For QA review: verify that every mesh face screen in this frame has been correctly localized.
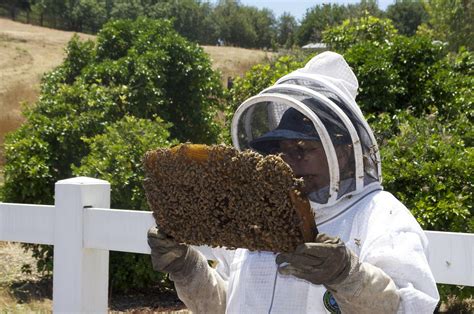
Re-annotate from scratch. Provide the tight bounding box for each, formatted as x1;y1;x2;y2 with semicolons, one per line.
236;101;292;151
279;78;379;185
261;88;356;200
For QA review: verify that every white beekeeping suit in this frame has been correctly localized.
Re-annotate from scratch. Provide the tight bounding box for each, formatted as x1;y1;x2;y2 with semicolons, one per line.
149;51;440;313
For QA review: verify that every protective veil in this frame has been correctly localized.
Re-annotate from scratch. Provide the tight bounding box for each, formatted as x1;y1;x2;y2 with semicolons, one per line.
168;52;440;313
231;51;380;207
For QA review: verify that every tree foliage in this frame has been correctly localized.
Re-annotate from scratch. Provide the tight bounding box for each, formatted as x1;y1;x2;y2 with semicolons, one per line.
2;18;223;291
69;0;107;32
276;12;298;49
72;116;177;291
212;0;276;48
422;0;474;52
386;0;428;36
296;3;347;46
0;0;30;19
295;0;384;46
323;14;398;51
346;0;384;18
147;0;218;45
370;111;473;233
109;0;144;20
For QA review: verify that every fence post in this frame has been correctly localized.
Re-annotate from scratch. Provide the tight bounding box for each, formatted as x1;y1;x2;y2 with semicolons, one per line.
53;177;110;313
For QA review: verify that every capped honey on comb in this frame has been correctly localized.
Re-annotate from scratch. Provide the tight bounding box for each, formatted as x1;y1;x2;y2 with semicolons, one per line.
143;144;318;252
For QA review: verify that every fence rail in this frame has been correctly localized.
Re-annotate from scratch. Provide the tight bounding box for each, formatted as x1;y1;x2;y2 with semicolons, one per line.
1;177;473;312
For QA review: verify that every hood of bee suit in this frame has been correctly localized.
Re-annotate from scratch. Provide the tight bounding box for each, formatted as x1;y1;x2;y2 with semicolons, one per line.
231;51;382;223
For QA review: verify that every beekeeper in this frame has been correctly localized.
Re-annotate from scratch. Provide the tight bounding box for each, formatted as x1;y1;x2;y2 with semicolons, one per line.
148;51;440;313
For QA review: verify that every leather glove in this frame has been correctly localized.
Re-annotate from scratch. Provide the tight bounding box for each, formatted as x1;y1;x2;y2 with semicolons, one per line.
276;233;400;313
275;233;352;285
148;226;227;313
147;226;190;275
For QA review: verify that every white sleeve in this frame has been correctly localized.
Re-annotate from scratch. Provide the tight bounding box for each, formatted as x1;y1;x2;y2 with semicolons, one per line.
356;193;439;313
170;247;233;314
211;247;236;283
360;231;439;313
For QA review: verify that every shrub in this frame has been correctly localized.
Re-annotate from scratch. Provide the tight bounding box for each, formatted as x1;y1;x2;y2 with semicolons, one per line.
370;111;473;233
73;115;176;211
345;36;448;115
2;18;224;291
323;15;452;116
322;14;398;52
73;116;177;290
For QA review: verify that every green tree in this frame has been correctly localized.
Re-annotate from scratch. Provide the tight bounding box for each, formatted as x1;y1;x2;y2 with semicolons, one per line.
109;0;144;20
148;0;218;44
323;15;455;115
323;14;398;52
91;19;223;142
370;110;473;234
386;0;429;36
69;0;107;32
276;12;298;48
212;0;256;47
0;0;31;20
30;0;47;26
212;0;277;48
342;35;448;115
28;0;107;32
296;3;348;46
248;7;276;49
422;0;474;51
2;18;224;291
345;0;384;19
30;0;64;26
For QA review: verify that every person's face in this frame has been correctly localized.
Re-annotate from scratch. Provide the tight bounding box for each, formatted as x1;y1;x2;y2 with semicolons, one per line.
278;140;330;194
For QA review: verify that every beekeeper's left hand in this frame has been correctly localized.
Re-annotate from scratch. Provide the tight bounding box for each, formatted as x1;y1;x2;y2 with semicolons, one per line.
276;233;400;313
276;233;352;285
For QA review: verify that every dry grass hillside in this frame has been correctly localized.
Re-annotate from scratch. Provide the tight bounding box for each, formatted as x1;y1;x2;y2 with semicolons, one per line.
203;45;273;84
0;18;94;169
0;18;274;169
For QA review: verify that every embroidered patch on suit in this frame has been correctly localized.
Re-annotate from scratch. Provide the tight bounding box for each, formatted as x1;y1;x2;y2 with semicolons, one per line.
323;290;340;314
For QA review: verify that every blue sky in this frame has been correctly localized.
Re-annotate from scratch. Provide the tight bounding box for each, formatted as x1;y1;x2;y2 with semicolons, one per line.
208;1;395;21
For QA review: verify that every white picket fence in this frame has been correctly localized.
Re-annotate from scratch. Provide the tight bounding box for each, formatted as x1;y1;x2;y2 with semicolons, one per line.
0;177;473;313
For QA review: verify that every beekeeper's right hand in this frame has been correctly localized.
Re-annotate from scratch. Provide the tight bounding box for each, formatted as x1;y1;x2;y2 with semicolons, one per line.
147;226;194;276
147;226;227;313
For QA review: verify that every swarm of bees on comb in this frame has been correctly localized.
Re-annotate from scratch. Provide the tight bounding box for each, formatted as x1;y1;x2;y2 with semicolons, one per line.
143;144;317;253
